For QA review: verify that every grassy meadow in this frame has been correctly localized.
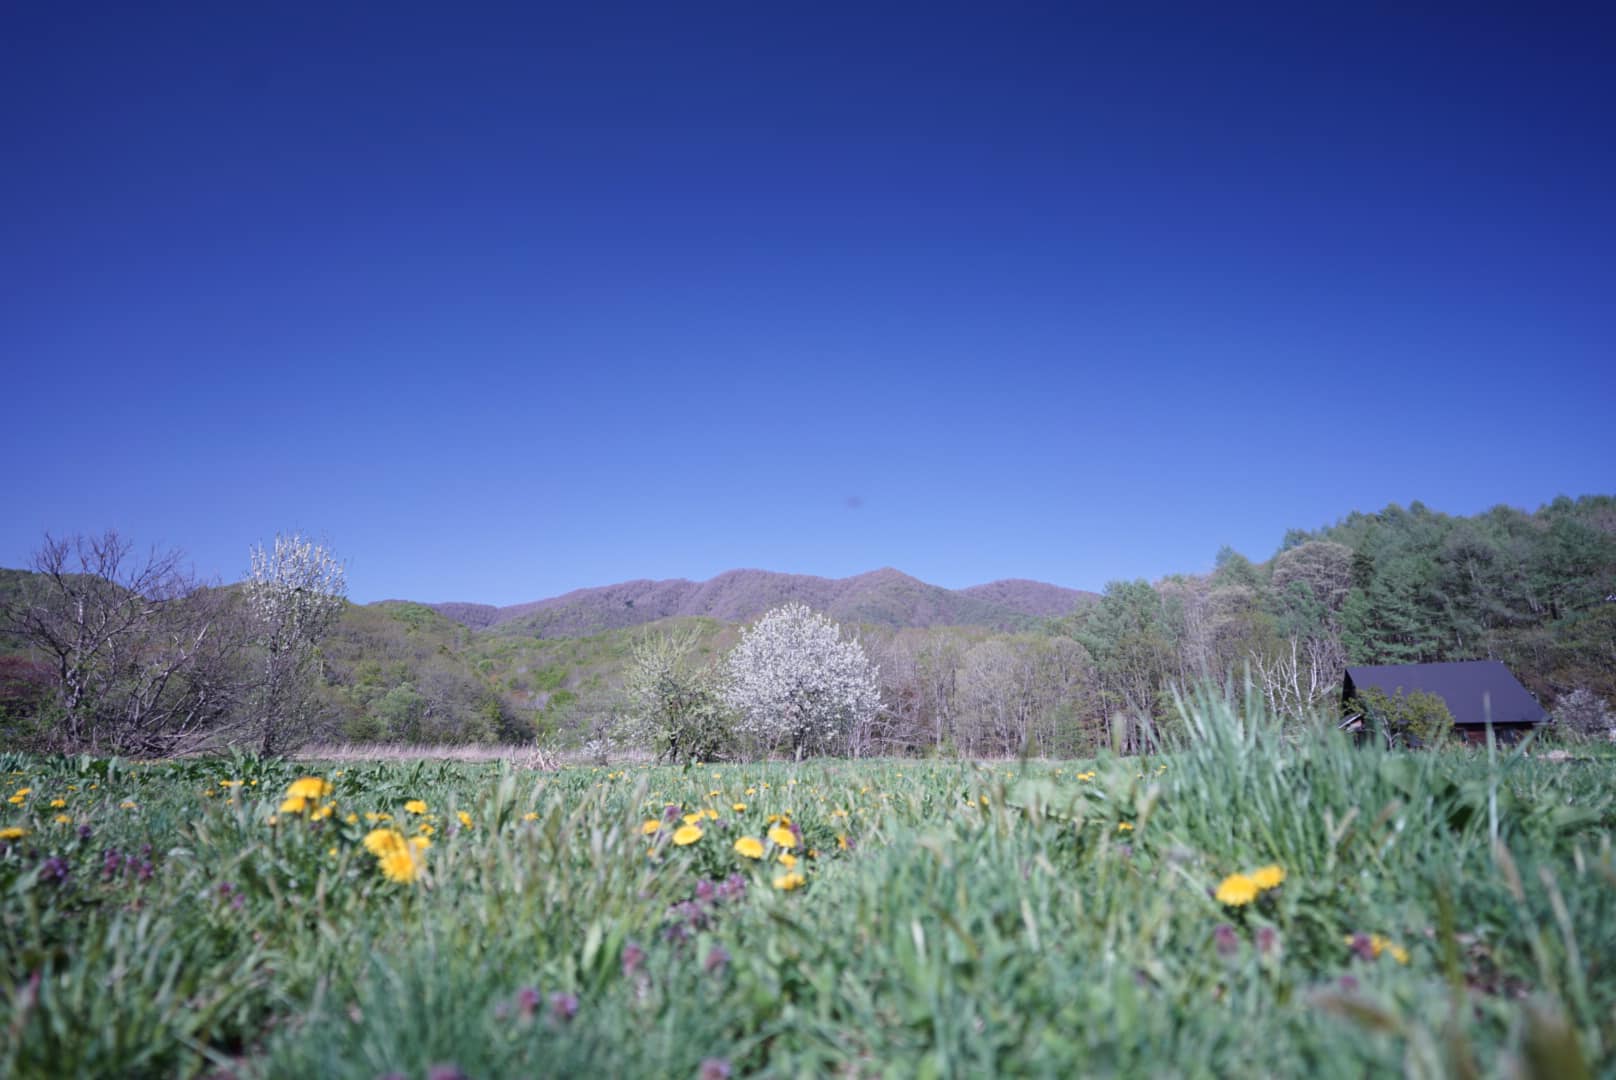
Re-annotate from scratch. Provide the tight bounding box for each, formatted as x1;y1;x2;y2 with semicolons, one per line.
2;698;1613;1078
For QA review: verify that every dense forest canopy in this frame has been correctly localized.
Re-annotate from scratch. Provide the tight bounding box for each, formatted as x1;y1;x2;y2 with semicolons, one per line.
2;496;1612;756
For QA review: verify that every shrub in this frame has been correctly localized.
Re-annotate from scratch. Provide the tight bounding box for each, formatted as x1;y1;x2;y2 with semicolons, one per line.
1349;686;1455;748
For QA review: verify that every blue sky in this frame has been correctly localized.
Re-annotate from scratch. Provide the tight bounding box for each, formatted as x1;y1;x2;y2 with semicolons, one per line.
3;5;1612;605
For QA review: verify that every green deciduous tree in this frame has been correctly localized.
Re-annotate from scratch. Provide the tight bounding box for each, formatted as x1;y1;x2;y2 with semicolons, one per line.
619;628;733;763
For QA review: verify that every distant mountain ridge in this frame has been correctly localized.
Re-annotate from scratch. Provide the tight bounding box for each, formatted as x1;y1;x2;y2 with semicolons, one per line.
399;568;1098;638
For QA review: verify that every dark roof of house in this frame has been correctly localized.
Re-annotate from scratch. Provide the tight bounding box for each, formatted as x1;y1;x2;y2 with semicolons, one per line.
1343;661;1548;727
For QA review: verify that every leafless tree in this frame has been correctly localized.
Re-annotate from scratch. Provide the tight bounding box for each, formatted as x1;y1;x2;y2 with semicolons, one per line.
958;639;1025;756
1250;634;1344;725
2;532;245;755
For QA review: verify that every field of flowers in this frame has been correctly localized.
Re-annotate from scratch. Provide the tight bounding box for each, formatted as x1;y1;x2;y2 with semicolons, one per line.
2;696;1613;1078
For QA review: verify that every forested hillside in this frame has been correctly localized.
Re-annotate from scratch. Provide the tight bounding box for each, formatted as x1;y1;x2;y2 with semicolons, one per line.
3;497;1612;755
419;567;1095;637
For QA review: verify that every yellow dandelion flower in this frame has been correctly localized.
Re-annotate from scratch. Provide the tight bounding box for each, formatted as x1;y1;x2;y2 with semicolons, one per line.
456;811;473;829
642;819;662;835
327;847;338;858
410;835;431;852
1117;821;1134;832
286;777;332;800
379;848;424;883
682;811;704;826
1250;865;1286;891
767;825;797;849
772;871;806;891
279;795;310;815
837;834;849;850
734;836;764;859
708;790;721;798
732;802;747;813
7;795;24;805
523;811;539;821
1215;873;1259;906
672;824;703;846
416;823;434;837
364;828;408;857
119;800;137;810
703;808;719;820
404;800;428;815
54;814;72;824
310;803;334;821
0;826;28;840
12;787;30;797
777;852;798;868
345;812;360;825
49;798;66;809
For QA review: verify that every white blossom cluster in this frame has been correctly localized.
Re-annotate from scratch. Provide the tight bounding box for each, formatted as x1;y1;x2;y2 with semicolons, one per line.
722;602;881;756
245;533;346;649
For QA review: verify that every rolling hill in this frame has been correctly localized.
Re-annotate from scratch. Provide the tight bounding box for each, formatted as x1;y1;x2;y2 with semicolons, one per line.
410;568;1098;638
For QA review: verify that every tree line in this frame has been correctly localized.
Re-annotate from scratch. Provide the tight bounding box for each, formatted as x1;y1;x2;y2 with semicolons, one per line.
3;496;1612;757
0;532;345;755
599;496;1616;760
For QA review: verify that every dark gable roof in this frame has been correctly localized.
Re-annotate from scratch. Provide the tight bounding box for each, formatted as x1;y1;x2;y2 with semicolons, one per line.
1344;661;1548;727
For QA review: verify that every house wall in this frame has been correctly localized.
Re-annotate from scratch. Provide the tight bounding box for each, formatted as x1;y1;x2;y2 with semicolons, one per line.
1457;725;1534;746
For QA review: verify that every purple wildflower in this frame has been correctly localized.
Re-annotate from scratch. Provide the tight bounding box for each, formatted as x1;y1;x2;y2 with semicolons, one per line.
621;940;646;978
699;1058;732;1080
549;991;579;1023
719;873;747;901
1213;923;1239;958
705;944;730;975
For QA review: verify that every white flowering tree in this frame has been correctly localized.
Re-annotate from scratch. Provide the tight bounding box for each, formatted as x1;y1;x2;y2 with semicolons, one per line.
723;603;881;758
245;533;346;754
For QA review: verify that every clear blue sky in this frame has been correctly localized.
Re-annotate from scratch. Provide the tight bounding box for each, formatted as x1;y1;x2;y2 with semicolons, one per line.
3;6;1612;605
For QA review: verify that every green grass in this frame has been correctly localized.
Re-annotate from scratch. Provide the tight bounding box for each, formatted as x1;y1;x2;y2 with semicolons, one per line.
1;698;1613;1078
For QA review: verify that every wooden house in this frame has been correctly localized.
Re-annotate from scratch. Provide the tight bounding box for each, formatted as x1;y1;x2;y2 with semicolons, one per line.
1341;660;1548;745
